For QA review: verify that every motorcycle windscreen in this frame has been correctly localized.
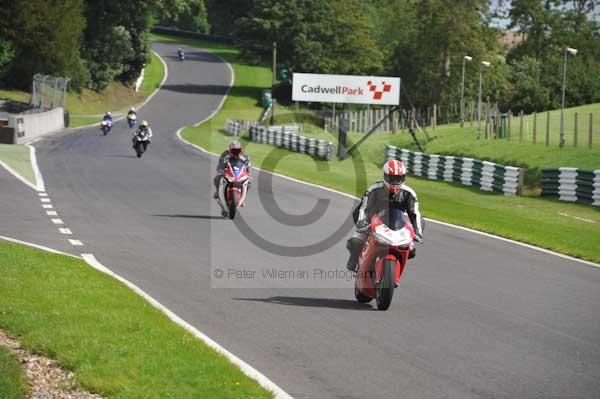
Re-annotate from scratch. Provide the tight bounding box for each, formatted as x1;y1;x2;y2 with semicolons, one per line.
379;207;406;231
229;158;246;178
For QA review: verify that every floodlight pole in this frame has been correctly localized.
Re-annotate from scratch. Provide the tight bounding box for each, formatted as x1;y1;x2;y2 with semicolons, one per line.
560;47;577;148
477;61;490;140
460;55;472;127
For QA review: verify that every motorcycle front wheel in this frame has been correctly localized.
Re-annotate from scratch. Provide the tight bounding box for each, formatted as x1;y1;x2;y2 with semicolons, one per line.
135;142;144;158
376;259;396;310
228;190;238;220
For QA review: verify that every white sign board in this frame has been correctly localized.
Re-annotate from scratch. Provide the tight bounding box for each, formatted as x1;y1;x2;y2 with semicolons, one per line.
292;73;400;105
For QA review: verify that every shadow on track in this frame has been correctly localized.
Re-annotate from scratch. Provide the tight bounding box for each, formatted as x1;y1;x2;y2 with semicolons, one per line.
234;296;373;310
106;154;138;158
153;214;226;220
161;84;230;95
163;53;224;63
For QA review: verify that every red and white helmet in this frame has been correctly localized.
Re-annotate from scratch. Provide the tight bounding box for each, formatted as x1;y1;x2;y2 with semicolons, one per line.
382;159;407;193
229;140;243;156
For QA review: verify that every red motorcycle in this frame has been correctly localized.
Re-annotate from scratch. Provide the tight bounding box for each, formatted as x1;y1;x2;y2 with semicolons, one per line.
354;209;415;310
217;158;250;220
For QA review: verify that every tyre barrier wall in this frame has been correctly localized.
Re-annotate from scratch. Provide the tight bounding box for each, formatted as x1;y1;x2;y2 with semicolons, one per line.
386;145;525;196
541;168;600;206
225;119;257;136
249;125;335;160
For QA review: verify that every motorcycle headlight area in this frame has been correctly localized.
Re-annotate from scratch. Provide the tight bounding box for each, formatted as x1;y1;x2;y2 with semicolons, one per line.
374;225;412;247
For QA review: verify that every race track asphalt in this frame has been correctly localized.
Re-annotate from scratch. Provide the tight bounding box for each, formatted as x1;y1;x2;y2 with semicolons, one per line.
2;40;599;399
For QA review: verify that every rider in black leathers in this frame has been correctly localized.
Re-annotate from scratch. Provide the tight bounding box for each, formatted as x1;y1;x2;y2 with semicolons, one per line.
213;140;252;201
346;159;423;272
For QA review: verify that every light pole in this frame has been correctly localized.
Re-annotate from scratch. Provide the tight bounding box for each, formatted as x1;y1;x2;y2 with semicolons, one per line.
559;47;577;147
477;61;491;140
460;55;473;127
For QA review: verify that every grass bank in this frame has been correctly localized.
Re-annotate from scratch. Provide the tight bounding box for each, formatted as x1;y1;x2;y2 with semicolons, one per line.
274;110;600;187
0;144;35;187
0;240;272;398
0;51;165;128
0;346;27;399
165;33;600;263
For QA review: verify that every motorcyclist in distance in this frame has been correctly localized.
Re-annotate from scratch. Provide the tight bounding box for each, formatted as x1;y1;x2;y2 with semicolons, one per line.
346;159;423;272
213;140;252;205
102;111;113;123
127;107;136;118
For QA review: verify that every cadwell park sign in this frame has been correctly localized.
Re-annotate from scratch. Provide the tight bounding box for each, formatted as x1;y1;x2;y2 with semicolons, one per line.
292;73;401;106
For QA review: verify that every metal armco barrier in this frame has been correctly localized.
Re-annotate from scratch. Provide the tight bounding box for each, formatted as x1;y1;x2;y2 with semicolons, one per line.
386;145;524;195
541;168;600;206
249;125;335;160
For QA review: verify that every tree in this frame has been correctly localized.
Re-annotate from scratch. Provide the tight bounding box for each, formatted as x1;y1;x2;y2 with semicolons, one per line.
507;0;600;109
238;0;382;75
156;0;210;33
204;0;254;36
0;0;88;89
83;26;134;90
328;0;383;75
507;56;549;112
0;38;14;82
82;0;155;90
389;0;497;108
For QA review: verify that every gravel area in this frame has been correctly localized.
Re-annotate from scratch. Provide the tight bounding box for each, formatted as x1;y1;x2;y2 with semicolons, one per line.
0;330;104;399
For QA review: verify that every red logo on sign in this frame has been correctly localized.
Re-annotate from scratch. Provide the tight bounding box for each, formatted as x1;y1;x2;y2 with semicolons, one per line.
367;81;392;100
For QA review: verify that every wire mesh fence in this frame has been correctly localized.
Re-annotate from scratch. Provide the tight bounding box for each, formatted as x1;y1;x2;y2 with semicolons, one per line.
504;109;599;148
31;74;70;111
321;101;599;148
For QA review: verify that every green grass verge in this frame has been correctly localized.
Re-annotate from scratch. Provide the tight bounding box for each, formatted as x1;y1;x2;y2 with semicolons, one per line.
0;346;28;399
0;89;30;103
0;51;165;128
0;240;272;398
139;51;166;98
163;33;600;263
0;144;35;187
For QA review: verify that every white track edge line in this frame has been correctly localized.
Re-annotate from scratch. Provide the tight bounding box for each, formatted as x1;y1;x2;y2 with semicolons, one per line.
81;254;293;399
26;144;45;192
0;159;37;191
0;235;80;259
175;130;600;270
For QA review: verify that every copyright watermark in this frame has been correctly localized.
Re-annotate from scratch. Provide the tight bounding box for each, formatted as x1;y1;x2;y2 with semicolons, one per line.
211;265;368;288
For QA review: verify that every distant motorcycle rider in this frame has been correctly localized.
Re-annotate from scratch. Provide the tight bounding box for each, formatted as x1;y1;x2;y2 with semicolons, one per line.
346;159;423;272
213;140;252;202
103;111;113;123
132;120;152;151
127;107;136;119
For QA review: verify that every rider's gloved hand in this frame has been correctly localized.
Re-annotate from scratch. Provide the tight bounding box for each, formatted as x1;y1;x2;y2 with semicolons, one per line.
356;219;370;231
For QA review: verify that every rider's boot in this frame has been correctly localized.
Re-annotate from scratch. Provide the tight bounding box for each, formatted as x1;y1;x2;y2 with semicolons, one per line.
345;237;363;272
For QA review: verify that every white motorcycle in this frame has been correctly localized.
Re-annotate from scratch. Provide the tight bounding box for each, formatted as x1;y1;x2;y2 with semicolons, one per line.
133;130;150;158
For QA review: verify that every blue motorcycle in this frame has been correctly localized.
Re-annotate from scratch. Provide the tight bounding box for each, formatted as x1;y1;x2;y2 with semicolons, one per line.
100;119;113;135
